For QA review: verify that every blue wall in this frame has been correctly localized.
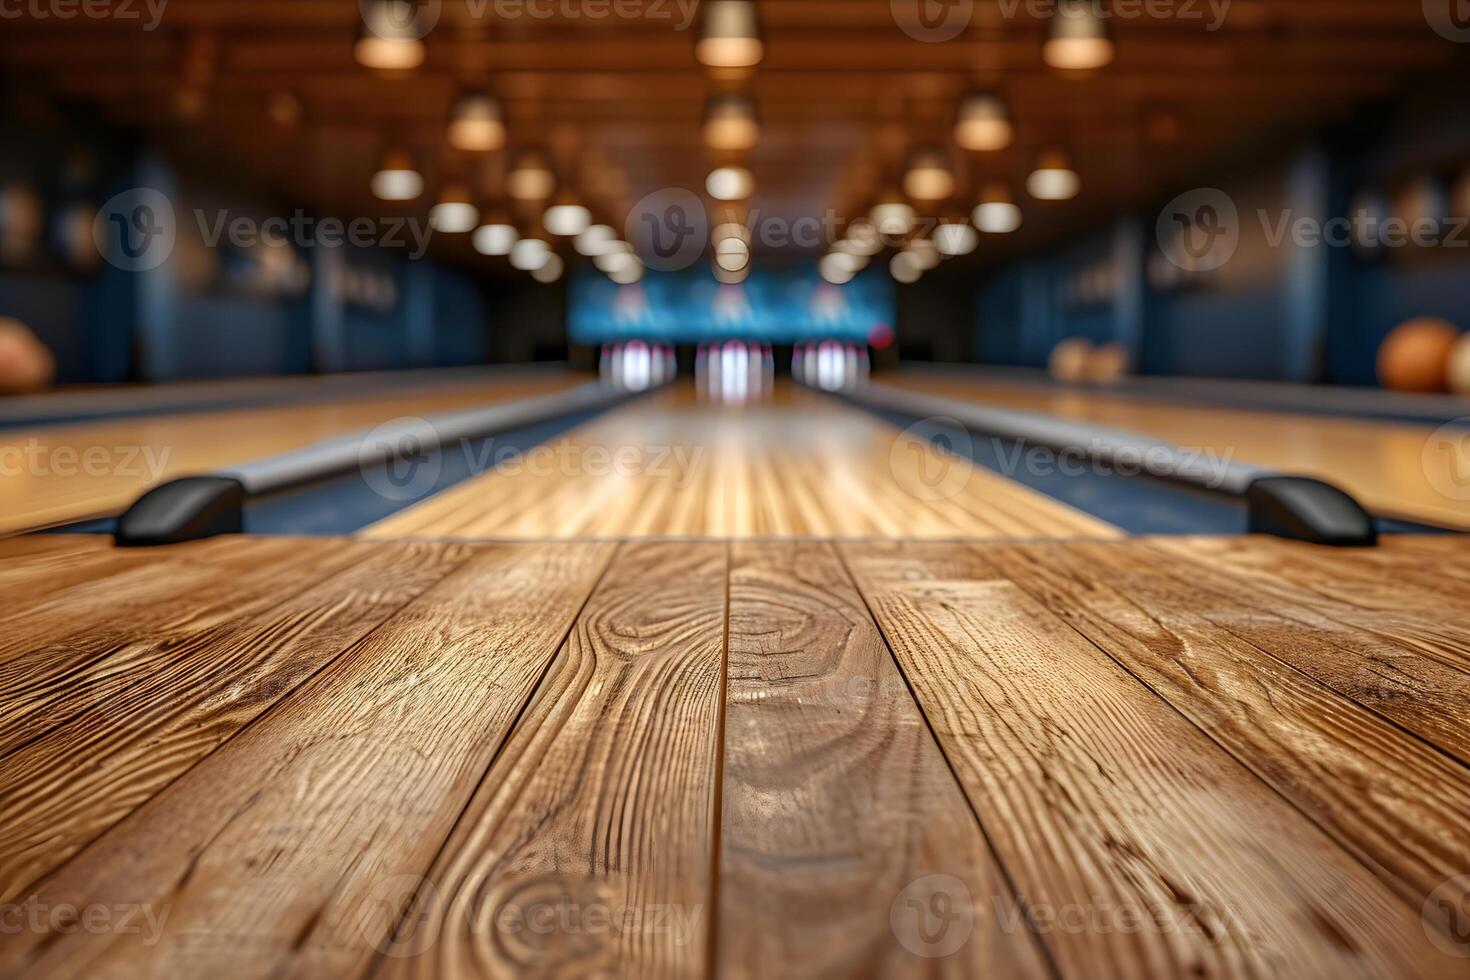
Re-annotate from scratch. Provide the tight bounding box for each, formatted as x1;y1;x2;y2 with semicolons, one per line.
0;115;493;384
970;98;1470;385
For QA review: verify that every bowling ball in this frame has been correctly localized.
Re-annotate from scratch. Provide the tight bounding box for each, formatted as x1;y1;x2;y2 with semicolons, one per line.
1446;330;1470;395
1086;342;1131;385
1378;317;1459;393
0;318;55;395
1049;337;1093;383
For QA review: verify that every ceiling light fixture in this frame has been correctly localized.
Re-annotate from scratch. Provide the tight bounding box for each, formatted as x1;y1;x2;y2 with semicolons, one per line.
370;146;423;201
703;92;761;151
706;165;754;201
429;184;479;233
954;92;1013;152
355;0;428;71
974;181;1023;232
696;0;764;69
1043;0;1115;71
1026;149;1080;200
447;91;506;152
902;147;955;202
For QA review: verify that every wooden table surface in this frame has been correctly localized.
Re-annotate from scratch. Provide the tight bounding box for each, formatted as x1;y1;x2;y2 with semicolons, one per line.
879;373;1470;531
2;532;1467;978
0;373;586;535
367;384;1118;540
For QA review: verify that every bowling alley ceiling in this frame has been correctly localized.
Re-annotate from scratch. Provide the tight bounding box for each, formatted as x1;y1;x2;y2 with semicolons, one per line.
3;0;1464;268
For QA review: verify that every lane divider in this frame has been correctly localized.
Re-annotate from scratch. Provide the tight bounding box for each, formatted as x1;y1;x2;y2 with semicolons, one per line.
114;380;645;547
836;381;1379;547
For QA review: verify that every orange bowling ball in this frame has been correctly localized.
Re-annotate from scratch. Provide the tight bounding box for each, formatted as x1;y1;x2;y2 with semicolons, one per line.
0;317;54;395
1378;317;1459;393
1085;342;1131;385
1446;331;1470;395
1048;337;1093;383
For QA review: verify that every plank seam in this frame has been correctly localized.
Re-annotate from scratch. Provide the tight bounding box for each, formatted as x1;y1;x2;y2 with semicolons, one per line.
364;540;624;980
8;542;480;902
831;541;1065;980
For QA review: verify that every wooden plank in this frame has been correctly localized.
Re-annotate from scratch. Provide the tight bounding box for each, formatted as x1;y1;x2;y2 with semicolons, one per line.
0;536;370;757
373;541;728;980
0;541;613;979
879;375;1470;532
716;541;1050;978
1158;537;1470;677
0;374;583;535
0;538;473;902
367;385;1119;540
1143;537;1470;762
980;538;1470;941
842;540;1460;980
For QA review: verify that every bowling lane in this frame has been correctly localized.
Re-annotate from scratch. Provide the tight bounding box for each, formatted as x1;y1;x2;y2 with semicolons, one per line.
365;383;1121;540
881;370;1470;531
0;372;587;535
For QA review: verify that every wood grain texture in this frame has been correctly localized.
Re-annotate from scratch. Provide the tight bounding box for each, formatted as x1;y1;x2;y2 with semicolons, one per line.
879;374;1470;531
0;373;584;535
0;541;613;980
0;536;368;759
1148;536;1470;763
716;541;1050;979
842;540;1461;980
367;384;1118;540
373;541;728;980
980;538;1470;941
0;538;472;903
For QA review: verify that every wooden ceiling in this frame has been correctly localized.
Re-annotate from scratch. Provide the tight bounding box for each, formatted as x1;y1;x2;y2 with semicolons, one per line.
3;0;1463;270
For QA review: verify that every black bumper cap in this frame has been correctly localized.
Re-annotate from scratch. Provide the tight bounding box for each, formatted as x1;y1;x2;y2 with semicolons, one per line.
115;476;247;547
1246;475;1377;547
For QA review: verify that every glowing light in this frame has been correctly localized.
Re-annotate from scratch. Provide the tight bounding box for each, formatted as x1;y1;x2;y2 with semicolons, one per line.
1043;0;1115;71
704;92;760;151
355;0;427;70
429;185;479;233
447;91;506;152
871;195;917;238
509;238;550;270
954;92;1013;152
934;222;979;256
890;251;923;284
472;222;518;256
544;198;592;237
974;182;1023;232
575;224;616;255
370;147;422;201
507;152;556;202
696;0;764;69
903;148;955;202
1026;150;1080;201
531;252;565;283
707;166;754;201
